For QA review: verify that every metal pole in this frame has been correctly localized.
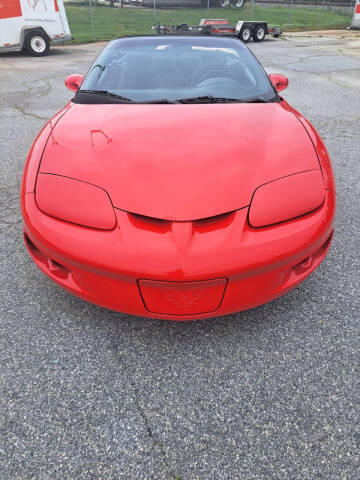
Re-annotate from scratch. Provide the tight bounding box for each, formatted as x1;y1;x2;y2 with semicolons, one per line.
89;0;95;42
319;0;326;28
206;0;210;18
153;0;157;27
250;0;255;21
287;0;294;27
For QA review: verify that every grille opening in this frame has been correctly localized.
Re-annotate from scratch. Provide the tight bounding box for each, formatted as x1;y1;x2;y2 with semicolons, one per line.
24;232;47;264
128;210;236;231
318;230;334;256
128;212;171;225
24;232;36;251
193;211;236;233
194;211;235;226
127;212;172;232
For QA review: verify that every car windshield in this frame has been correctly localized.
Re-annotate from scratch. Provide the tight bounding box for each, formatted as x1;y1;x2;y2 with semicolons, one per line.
77;36;277;103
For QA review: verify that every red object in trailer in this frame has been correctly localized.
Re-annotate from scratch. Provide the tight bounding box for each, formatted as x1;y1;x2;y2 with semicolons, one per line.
199;19;230;25
20;36;335;320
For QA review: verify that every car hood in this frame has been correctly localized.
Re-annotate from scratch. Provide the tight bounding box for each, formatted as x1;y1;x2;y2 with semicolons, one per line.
39;102;320;221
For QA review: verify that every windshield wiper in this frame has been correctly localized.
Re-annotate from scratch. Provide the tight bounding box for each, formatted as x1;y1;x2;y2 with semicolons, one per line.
77;91;177;104
176;95;241;104
176;95;274;104
78;90;134;103
141;99;177;104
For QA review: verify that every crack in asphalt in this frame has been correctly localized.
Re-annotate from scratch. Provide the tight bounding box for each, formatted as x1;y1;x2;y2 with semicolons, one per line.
269;53;360;89
38;79;52;98
13;105;48;121
284;52;337;66
109;328;175;479
21;78;53;99
265;45;360;78
283;66;360;75
6;75;64;121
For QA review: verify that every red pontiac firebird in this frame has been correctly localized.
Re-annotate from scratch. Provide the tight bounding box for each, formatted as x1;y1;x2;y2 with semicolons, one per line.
21;35;335;320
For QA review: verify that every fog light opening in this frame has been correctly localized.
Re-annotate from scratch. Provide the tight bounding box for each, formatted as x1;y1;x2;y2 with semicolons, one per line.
48;258;70;279
298;256;312;268
293;256;313;275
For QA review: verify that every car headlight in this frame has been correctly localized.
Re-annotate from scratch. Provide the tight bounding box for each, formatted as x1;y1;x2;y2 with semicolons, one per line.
249;170;325;228
36;173;116;230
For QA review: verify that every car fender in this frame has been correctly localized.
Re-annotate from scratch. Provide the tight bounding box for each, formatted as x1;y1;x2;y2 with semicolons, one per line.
280;100;335;192
21;103;72;196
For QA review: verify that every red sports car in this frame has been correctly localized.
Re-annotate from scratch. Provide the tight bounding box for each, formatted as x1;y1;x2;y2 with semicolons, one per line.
21;35;335;320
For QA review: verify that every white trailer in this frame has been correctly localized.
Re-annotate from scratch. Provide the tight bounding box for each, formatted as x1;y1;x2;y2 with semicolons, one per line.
0;0;71;56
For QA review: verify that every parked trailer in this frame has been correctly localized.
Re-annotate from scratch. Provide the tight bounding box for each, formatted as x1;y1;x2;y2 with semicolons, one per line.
141;0;247;6
155;19;281;43
0;0;71;56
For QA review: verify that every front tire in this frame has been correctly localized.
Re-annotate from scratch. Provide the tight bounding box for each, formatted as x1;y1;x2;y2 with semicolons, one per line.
25;31;50;56
253;25;266;42
233;0;245;7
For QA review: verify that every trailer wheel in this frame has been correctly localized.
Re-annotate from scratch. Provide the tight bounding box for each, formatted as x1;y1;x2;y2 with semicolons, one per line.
253;26;266;42
239;26;252;43
25;31;50;56
218;0;246;6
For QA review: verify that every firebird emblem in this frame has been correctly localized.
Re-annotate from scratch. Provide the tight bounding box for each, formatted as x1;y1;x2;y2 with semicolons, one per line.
160;286;206;308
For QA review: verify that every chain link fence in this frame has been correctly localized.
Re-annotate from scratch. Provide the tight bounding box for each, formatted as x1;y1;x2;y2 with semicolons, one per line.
64;0;355;42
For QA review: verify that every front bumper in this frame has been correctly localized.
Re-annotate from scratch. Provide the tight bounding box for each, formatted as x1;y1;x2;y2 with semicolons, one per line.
52;35;72;44
22;190;335;320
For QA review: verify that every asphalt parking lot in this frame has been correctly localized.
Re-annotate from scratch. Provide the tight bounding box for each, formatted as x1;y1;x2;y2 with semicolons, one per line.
1;35;359;479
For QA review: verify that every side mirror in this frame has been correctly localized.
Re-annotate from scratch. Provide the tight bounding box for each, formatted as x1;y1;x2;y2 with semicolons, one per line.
65;74;84;93
269;73;288;92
